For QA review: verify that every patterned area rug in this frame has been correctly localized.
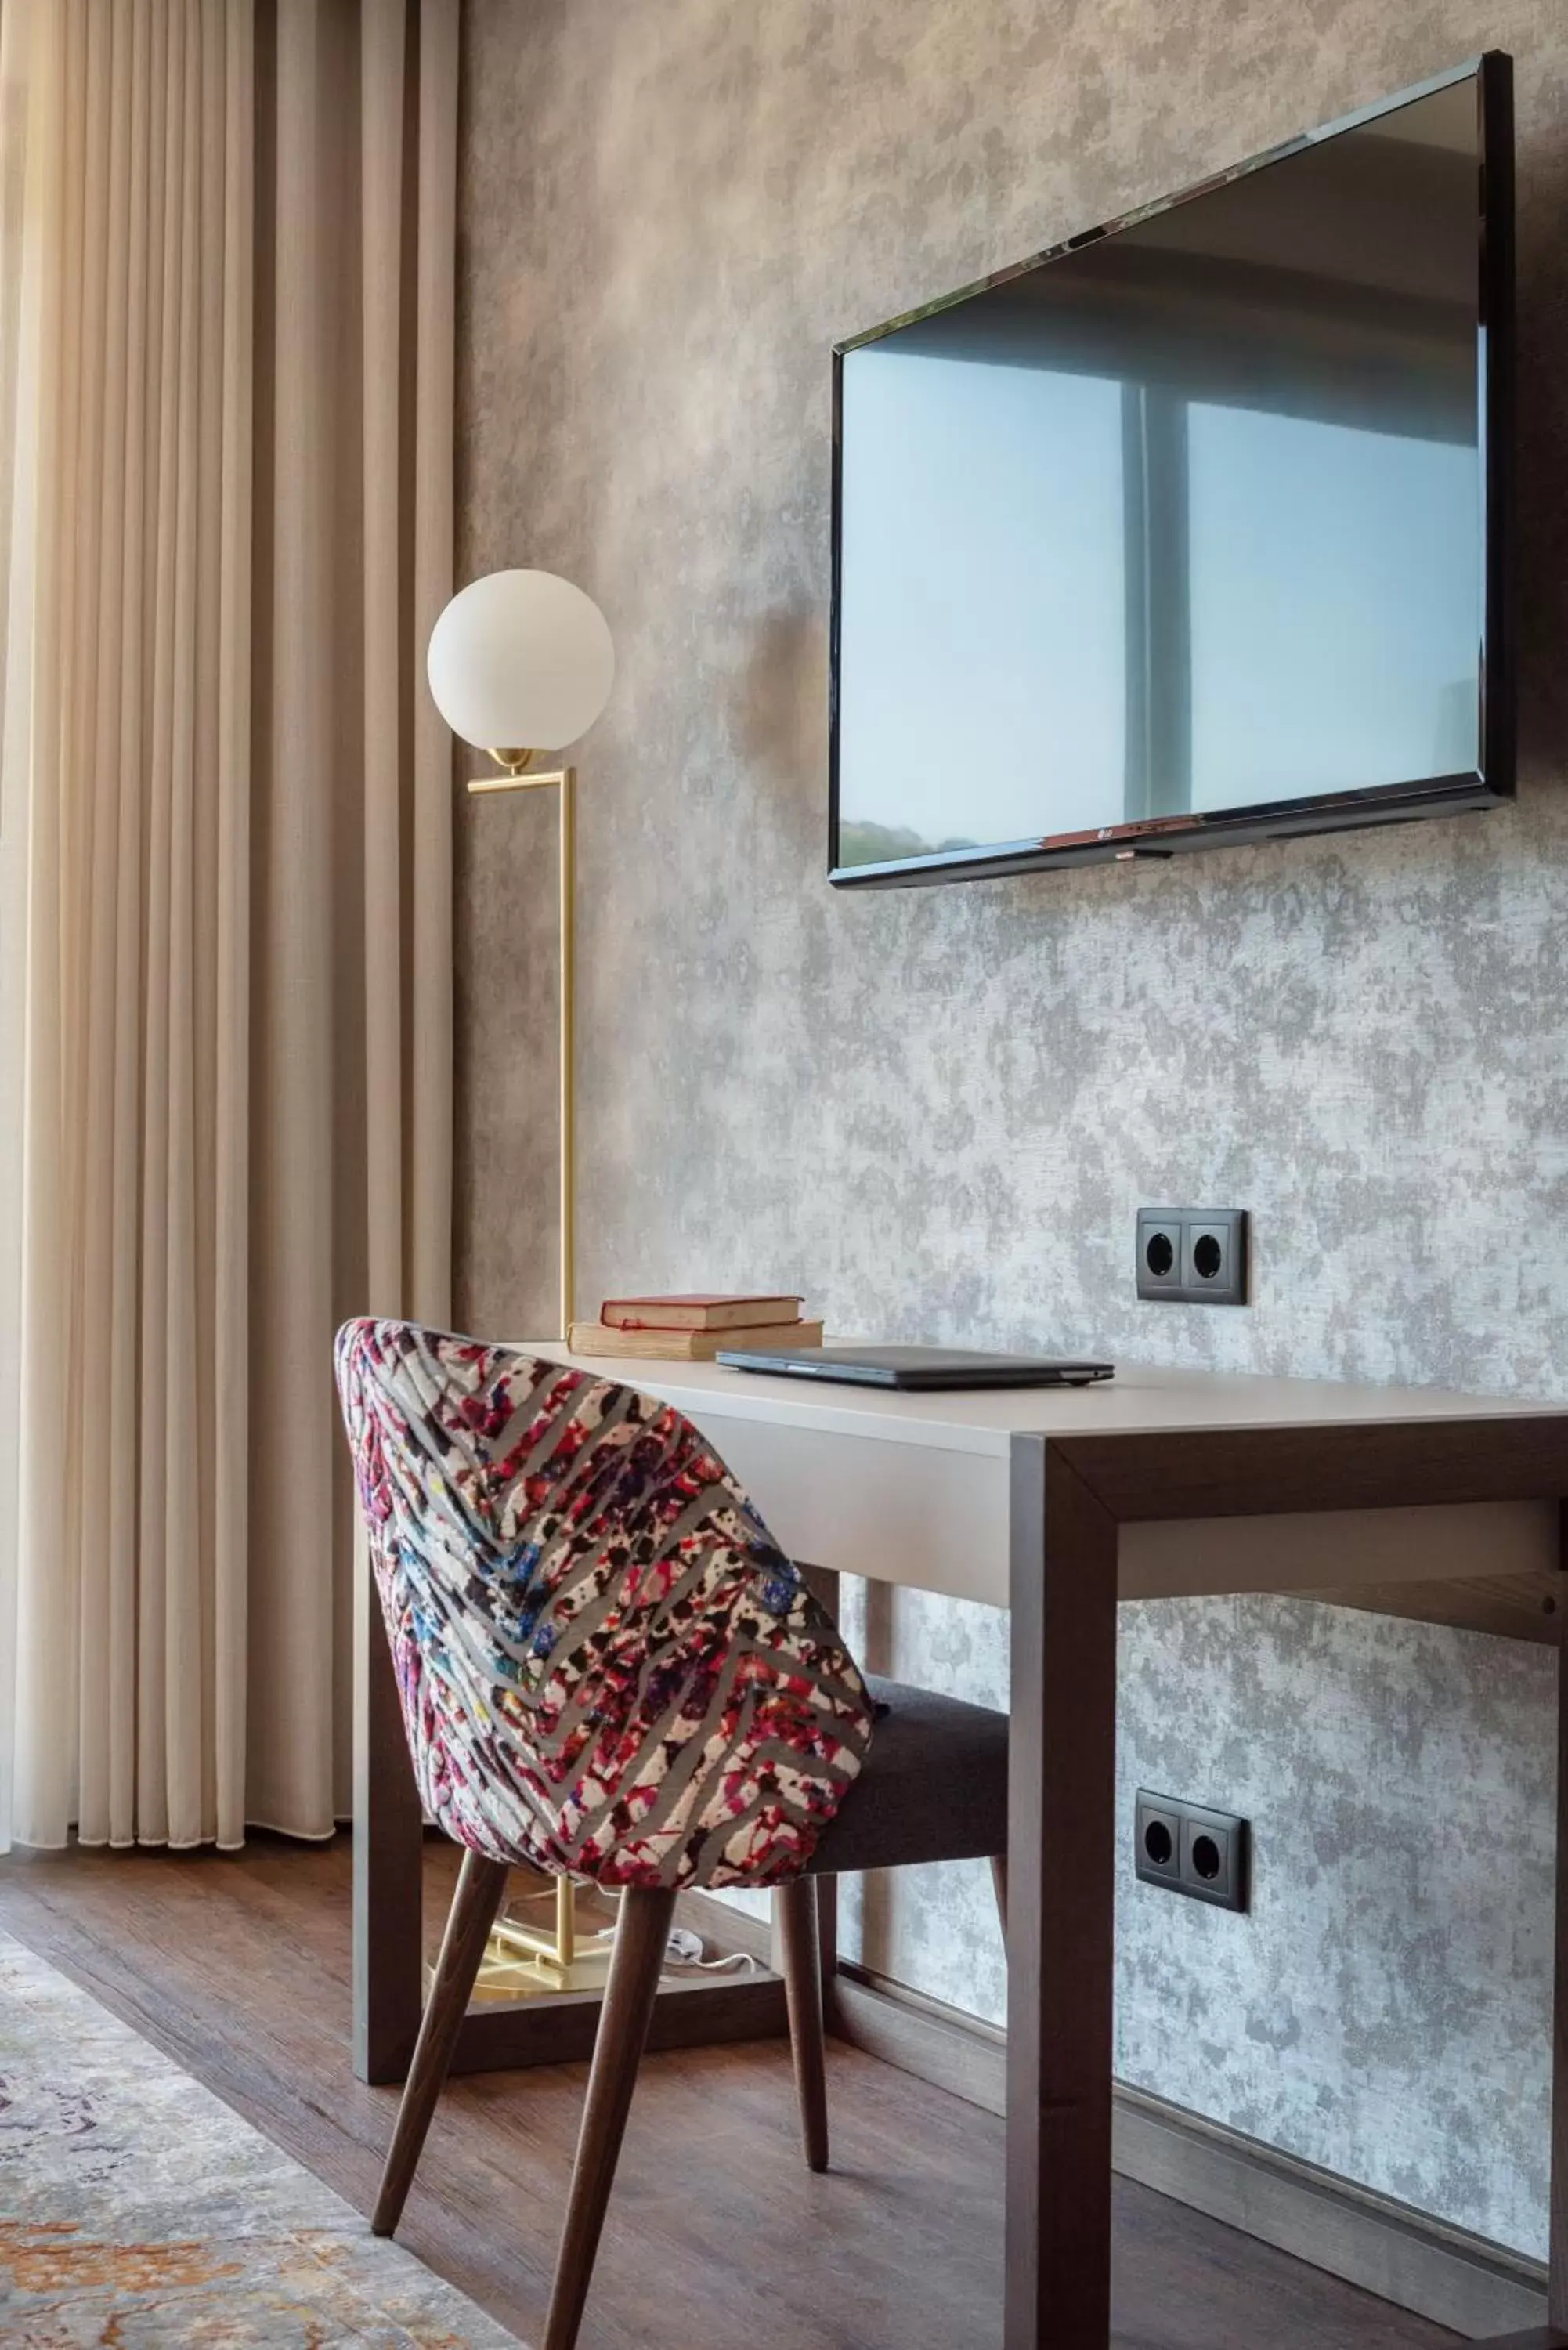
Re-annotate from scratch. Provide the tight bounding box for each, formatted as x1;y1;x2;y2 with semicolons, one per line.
0;1929;523;2346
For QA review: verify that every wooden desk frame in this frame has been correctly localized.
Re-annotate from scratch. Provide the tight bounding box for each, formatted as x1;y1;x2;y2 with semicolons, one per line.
1003;1417;1568;2350
353;1385;1568;2350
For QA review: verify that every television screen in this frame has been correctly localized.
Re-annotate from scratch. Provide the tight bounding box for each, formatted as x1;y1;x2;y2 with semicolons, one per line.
829;57;1512;886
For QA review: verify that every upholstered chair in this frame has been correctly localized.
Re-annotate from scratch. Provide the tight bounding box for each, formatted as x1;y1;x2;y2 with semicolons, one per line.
335;1318;1009;2350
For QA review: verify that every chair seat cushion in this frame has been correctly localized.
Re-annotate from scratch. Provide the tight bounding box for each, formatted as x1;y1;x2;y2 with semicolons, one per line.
804;1674;1008;1877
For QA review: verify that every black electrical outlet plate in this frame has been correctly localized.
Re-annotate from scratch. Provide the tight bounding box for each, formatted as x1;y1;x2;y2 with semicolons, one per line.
1134;1788;1249;1912
1136;1207;1249;1306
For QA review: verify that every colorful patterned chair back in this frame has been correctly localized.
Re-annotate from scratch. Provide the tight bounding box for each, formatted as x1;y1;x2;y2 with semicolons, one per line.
334;1318;875;1890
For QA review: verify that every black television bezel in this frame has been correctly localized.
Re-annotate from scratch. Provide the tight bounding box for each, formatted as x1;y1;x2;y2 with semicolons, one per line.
827;54;1516;890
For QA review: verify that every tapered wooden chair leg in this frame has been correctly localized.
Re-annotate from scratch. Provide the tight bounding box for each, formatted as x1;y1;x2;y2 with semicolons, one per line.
776;1875;829;2172
990;1853;1008;1943
544;1885;677;2350
372;1850;510;2236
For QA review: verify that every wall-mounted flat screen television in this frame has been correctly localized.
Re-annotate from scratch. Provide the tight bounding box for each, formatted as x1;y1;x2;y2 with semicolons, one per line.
829;56;1513;887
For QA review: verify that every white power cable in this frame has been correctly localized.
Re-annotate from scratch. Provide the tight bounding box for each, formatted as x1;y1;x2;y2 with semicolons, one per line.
587;1920;757;1972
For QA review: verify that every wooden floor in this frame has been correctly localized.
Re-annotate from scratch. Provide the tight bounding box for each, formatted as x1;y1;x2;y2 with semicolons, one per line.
0;1835;1458;2350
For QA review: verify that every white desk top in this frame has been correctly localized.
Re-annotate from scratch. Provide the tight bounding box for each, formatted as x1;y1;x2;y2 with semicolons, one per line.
523;1343;1555;1461
514;1343;1568;1606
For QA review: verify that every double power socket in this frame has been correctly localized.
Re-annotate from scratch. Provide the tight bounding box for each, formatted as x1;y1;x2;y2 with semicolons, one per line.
1136;1205;1248;1307
1134;1788;1249;1912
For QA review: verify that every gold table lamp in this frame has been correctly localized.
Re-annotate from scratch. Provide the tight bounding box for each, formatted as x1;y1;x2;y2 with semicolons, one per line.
428;568;616;1997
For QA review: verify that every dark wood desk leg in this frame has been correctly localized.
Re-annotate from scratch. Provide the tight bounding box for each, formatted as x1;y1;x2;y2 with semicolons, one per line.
1552;1509;1568;2333
1005;1436;1119;2350
353;1538;425;2084
798;1565;843;2030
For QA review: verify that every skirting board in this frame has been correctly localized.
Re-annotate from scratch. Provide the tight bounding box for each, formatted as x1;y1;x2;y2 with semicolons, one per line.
1108;2078;1547;2341
830;1966;1547;2342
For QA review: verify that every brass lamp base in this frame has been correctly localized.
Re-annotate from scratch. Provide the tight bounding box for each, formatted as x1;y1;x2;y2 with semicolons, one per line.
427;1876;620;2005
478;1914;616;1999
425;1939;617;2004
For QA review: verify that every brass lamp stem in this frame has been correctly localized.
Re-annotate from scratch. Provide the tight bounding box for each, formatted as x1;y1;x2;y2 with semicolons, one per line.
557;766;575;1341
464;755;576;1345
459;748;583;1983
457;756;597;1995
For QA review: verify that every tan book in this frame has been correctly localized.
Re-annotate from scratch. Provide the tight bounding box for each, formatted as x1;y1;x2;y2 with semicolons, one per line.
569;1318;823;1362
600;1292;804;1332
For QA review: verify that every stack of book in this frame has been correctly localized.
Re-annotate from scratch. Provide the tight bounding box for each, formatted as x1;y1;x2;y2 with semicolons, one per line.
568;1292;823;1361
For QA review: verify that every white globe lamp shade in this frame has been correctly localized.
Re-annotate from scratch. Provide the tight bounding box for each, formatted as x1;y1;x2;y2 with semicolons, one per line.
426;569;615;756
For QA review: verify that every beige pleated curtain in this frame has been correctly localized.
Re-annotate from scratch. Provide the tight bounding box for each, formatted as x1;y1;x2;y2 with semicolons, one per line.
0;0;457;1853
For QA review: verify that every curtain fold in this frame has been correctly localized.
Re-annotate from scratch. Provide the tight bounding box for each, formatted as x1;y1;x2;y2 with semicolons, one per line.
0;0;456;1854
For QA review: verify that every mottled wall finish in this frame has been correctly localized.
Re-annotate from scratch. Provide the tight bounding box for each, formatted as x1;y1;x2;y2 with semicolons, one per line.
457;0;1568;2252
830;1581;1554;2254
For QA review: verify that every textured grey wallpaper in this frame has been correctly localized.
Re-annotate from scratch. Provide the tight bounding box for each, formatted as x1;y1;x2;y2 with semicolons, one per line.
457;0;1568;2254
